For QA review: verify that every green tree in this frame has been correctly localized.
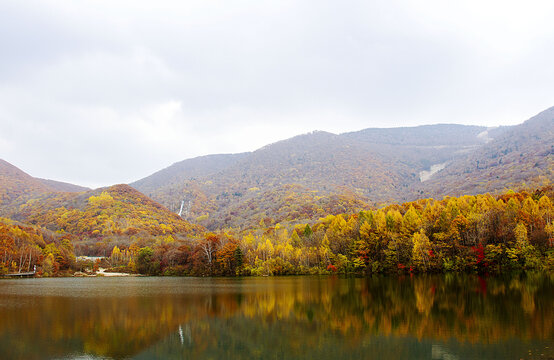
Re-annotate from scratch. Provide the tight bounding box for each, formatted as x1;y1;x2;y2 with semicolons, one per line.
234;247;244;274
136;247;159;275
303;224;313;237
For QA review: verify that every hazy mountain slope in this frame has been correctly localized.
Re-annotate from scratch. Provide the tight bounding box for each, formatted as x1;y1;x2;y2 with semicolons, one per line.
215;131;411;198
344;124;487;146
342;124;510;171
131;107;550;229
131;153;249;195
133;131;405;228
417;107;554;197
131;128;469;226
132;124;508;214
0;159;91;213
0;159;54;206
36;178;90;192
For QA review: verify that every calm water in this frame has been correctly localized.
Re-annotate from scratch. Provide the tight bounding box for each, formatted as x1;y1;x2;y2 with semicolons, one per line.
0;274;553;360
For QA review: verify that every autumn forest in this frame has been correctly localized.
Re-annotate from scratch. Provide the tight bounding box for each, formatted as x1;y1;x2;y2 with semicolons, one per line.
1;181;553;277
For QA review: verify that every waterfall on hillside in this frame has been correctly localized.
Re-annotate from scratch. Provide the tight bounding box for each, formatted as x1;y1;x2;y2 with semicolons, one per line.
178;200;192;217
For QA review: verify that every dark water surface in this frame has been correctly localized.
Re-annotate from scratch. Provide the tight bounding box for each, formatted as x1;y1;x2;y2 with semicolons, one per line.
0;274;553;359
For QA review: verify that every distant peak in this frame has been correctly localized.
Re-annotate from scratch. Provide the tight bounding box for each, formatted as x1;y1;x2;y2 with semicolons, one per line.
308;130;336;135
256;130;339;152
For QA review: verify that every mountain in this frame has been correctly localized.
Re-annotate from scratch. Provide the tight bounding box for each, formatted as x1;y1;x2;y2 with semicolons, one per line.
417;106;554;197
132;106;554;230
204;130;408;201
36;178;90;193
1;160;202;256
131;122;515;229
130;153;250;212
131;153;250;195
0;159;54;206
131;131;405;228
0;159;89;211
342;124;509;170
9;183;203;257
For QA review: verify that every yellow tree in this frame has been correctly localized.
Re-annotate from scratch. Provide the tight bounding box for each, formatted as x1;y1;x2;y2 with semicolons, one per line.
319;234;332;265
402;206;422;235
545;222;554;247
412;230;431;271
110;245;122;266
538;195;553;224
514;222;528;248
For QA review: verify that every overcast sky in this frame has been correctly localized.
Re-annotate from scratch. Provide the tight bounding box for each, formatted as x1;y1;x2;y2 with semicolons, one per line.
1;0;553;188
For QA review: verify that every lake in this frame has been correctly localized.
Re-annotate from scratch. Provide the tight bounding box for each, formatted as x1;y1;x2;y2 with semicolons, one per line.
0;274;553;359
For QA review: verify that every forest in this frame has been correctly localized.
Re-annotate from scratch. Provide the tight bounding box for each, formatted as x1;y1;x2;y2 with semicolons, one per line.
1;187;553;277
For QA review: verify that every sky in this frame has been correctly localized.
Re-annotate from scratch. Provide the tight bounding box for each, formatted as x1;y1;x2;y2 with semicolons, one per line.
1;0;553;188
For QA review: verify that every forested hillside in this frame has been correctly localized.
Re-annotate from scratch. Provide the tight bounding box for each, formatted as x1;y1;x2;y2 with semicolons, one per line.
218;187;554;277
10;184;202;256
0;159;55;206
418;106;553;198
200;184;372;230
132;107;552;231
3;183;552;277
13;184;201;236
0;161;199;240
1;161;203;272
0;159;88;208
132;131;413;229
0;185;203;275
131;122;519;228
342;124;508;171
36;178;90;193
131;152;249;197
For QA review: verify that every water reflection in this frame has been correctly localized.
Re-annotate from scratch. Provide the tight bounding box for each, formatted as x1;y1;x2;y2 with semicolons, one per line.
0;274;553;359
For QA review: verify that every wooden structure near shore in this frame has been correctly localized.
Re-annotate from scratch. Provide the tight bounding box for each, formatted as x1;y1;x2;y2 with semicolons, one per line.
2;271;36;278
1;266;37;278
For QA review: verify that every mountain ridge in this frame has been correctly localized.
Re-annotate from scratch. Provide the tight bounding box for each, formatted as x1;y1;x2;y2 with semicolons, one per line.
130;117;530;228
3;106;551;232
416;106;553;198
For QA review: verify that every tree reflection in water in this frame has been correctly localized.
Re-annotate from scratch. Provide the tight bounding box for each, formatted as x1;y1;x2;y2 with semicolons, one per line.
0;274;552;359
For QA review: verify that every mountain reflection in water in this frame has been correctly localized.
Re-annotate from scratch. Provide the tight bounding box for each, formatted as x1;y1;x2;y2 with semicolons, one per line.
0;274;552;359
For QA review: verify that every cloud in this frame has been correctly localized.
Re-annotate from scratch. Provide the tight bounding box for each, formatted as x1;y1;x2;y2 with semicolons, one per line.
1;0;553;187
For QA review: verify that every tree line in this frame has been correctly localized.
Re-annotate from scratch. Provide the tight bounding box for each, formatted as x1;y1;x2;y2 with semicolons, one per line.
106;187;554;276
2;187;553;276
